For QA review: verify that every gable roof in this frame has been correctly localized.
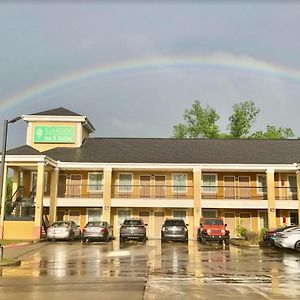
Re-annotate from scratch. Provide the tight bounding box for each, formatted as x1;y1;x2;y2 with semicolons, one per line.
5;145;42;156
42;138;300;165
30;107;82;116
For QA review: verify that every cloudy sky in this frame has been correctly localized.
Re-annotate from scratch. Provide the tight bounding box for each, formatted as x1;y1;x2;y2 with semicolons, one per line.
1;1;300;148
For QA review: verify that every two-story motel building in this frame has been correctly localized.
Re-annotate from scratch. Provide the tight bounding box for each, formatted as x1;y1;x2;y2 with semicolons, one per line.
0;107;299;240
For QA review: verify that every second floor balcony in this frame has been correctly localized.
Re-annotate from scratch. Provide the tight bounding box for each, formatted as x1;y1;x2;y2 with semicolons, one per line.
54;184;298;201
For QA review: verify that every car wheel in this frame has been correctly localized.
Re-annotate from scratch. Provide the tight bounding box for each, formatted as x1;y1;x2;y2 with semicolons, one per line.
69;232;75;241
295;240;300;252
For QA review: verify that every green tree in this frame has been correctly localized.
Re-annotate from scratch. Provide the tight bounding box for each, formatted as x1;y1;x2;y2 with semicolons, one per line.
173;100;295;140
173;100;220;138
228;100;260;138
250;125;294;139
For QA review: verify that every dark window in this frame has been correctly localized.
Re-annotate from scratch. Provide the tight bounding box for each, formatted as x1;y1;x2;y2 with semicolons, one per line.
164;220;185;226
124;219;143;226
203;219;224;225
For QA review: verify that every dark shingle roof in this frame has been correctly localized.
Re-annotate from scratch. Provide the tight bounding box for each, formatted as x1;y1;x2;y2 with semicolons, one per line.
30;107;81;116
6;145;42;155
42;138;300;164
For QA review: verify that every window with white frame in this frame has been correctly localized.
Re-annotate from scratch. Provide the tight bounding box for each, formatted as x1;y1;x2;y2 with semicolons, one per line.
173;209;187;223
202;174;217;192
172;174;187;192
88;173;103;192
87;208;102;222
257;175;267;194
288;175;297;194
119;174;133;192
31;171;48;193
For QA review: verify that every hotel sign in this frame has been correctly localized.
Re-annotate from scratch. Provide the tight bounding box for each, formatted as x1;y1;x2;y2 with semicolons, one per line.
33;126;75;143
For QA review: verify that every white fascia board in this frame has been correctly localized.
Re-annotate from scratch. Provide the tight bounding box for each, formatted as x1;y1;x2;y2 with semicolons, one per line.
56;162;297;172
3;155;57;167
22;115;86;123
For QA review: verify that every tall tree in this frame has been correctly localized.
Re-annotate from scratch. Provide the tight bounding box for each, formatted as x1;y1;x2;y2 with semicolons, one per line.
173;100;220;138
250;125;294;139
228;100;260;138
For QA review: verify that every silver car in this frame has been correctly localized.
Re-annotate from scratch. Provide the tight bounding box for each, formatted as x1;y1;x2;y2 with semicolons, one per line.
47;221;81;241
82;221;113;242
274;226;300;252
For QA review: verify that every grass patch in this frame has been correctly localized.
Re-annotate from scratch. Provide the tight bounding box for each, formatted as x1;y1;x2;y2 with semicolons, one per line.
0;258;21;266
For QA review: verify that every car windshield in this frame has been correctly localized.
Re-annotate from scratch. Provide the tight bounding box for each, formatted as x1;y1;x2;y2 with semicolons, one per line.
52;222;69;227
86;222;106;227
203;219;223;225
164;220;185;226
124;219;143;226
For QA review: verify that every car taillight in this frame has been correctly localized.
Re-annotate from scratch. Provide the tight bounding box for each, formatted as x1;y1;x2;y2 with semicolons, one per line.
184;227;188;232
162;227;165;232
121;225;127;229
101;228;108;233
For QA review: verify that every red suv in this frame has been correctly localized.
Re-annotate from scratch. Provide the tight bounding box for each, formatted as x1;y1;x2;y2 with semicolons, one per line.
197;217;230;245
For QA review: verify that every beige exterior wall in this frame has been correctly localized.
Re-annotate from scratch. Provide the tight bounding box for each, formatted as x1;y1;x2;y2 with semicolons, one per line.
3;221;35;240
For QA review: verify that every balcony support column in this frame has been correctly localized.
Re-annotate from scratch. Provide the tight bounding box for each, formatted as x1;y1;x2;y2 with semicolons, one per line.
12;169;20;202
103;167;112;223
266;169;276;229
49;167;59;225
0;163;8;238
193;168;202;239
33;162;45;239
296;170;300;225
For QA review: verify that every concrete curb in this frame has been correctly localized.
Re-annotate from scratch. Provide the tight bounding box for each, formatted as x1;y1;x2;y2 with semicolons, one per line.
0;259;21;267
2;239;47;249
230;240;259;248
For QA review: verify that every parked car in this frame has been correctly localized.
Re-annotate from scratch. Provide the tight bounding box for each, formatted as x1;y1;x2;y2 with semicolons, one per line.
274;226;300;252
161;219;188;243
197;217;230;245
120;218;147;242
82;221;113;242
47;221;81;241
263;225;298;246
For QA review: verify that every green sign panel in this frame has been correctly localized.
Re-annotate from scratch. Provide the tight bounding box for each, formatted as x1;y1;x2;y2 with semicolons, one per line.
34;126;75;143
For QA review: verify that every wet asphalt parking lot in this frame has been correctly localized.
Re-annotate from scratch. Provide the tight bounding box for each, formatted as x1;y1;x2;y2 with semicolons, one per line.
1;240;300;300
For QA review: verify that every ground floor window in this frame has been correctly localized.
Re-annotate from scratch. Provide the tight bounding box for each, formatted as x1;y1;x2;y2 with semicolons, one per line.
87;208;102;222
259;211;268;230
290;211;299;225
202;209;218;218
117;209;132;226
173;209;187;223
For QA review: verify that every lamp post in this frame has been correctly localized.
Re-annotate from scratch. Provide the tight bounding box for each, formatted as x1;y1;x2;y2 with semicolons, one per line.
0;117;21;210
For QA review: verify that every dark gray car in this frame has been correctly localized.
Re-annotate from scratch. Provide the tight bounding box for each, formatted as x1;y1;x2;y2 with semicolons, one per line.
161;219;188;242
120;218;147;242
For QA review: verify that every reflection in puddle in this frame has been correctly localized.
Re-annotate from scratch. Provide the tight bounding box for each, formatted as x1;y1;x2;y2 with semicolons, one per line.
1;240;300;298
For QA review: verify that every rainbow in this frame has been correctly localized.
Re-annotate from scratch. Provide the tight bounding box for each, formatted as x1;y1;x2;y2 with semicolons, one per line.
1;53;300;112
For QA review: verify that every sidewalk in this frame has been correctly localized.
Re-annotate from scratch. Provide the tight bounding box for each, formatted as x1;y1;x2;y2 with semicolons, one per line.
2;240;48;259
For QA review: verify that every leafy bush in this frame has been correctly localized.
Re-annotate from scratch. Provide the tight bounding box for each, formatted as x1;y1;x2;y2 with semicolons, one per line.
245;231;259;244
259;227;267;241
236;225;248;238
